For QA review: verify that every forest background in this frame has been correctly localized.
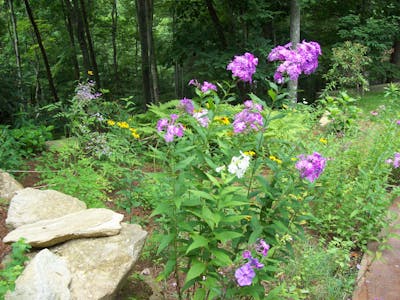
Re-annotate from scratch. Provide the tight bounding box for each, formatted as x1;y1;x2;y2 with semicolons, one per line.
1;0;400;128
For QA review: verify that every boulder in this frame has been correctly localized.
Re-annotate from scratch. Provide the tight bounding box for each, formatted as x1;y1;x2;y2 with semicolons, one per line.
0;170;23;202
6;188;86;229
5;248;71;300
3;208;124;247
51;223;147;299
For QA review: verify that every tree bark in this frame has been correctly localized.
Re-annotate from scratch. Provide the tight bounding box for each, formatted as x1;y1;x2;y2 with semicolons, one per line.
23;0;59;102
204;0;227;49
136;0;152;108
72;0;91;76
8;0;23;98
146;0;159;103
111;0;119;84
289;0;300;103
61;0;80;80
79;0;101;87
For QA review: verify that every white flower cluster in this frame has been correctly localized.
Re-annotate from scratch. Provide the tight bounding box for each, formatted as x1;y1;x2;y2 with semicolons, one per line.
216;151;251;179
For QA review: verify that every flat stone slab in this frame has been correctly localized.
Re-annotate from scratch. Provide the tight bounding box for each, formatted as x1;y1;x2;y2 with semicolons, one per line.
0;170;24;202
3;208;123;247
5;248;71;300
6;188;87;229
353;199;400;300
51;223;148;299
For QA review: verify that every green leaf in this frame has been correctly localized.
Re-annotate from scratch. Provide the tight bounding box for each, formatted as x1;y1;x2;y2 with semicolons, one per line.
184;260;206;284
350;209;359;218
189;190;215;201
214;231;242;243
193;288;206;300
205;172;221;188
211;249;232;266
186;234;209;254
157;233;175;255
173;155;196;171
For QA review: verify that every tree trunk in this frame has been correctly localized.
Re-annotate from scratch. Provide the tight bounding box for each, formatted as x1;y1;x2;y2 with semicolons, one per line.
204;0;227;49
23;0;59;102
79;0;101;87
8;0;23;99
111;0;119;84
146;0;159;103
289;0;300;103
72;0;91;75
136;0;152;108
61;0;80;80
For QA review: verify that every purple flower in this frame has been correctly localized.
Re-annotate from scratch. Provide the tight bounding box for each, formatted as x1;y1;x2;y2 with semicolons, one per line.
227;52;258;83
75;81;101;101
193;109;210;127
268;41;321;84
179;98;194;115
386;153;400;168
370;111;378;116
249;257;264;269
396;120;400;125
256;239;270;257
242;250;252;259
201;81;217;93
189;79;217;93
295;152;326;182
156;114;185;142
233;100;264;134
235;263;255;286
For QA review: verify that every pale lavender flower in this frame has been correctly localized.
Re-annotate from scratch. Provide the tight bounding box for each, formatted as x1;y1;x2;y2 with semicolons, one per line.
188;79;200;88
256;239;270;257
201;81;217;93
386;153;400;168
370;111;378;116
235;263;255;286
268;41;322;84
179;98;195;115
233;100;264;134
296;152;326;182
227;52;258;83
156;114;185;142
193;109;210;127
75;81;101;101
396;120;400;125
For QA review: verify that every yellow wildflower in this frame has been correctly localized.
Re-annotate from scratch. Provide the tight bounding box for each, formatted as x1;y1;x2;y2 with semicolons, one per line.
269;155;282;164
214;116;230;125
319;137;328;144
107;120;115;126
243;150;256;157
129;128;140;139
291;157;297;161
117;121;129;129
87;70;94;76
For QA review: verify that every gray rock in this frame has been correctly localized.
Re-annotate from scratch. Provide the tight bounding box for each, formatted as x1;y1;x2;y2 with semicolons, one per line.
6;188;87;229
0;170;23;202
5;248;71;300
3;208;124;247
52;223;147;300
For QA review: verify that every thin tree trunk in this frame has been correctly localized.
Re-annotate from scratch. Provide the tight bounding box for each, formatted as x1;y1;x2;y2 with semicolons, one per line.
136;0;152;108
204;0;227;49
111;0;119;84
79;0;101;87
289;0;300;103
62;0;80;80
146;0;159;103
23;0;59;102
8;0;23;98
72;0;91;75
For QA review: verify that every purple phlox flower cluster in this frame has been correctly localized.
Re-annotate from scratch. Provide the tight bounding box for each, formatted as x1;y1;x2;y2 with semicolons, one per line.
193;109;210;127
268;41;322;84
256;239;270;256
386;152;400;168
295;152;326;182
156;114;185;142
232;100;264;134
235;241;270;287
179;98;195;115
189;79;217;93
227;52;258;83
75;81;101;101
